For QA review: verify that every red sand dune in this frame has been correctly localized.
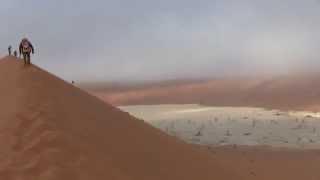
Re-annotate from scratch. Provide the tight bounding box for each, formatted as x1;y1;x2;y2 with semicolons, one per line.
210;146;320;180
90;74;320;112
0;56;239;180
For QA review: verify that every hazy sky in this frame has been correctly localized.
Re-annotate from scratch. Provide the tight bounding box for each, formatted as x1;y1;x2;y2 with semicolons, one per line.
1;0;320;82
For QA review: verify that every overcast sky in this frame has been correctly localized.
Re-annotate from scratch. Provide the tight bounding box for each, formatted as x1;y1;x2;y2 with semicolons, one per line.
1;0;320;82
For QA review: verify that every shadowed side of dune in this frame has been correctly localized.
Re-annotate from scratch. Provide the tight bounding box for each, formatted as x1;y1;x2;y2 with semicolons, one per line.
0;56;239;180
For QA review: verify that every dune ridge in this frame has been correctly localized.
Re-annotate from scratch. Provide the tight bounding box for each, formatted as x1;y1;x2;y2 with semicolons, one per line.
0;56;238;180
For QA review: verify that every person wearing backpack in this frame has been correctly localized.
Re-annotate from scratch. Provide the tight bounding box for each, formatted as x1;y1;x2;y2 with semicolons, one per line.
19;38;34;65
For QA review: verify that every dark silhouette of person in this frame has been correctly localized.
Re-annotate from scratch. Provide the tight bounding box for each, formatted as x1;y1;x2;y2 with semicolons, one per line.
8;46;12;56
13;50;17;57
19;38;34;65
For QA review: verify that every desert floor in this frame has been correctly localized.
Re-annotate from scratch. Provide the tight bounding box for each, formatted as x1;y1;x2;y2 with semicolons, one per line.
120;104;320;149
120;104;320;179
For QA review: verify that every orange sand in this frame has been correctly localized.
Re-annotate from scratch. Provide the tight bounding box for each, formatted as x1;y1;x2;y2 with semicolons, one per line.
90;75;320;112
0;56;239;180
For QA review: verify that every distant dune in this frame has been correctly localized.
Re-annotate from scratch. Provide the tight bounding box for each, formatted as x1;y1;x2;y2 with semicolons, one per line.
88;74;320;112
0;56;238;180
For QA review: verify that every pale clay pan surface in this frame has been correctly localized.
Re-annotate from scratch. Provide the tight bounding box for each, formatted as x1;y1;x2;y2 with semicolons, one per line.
121;104;320;149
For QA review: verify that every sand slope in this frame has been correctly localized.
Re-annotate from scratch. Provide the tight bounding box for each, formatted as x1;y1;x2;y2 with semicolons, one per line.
91;75;320;111
210;146;320;180
120;104;320;179
0;56;239;180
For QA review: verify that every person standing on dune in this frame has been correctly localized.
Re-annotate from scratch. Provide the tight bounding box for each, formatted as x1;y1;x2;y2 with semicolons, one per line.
8;45;12;56
19;38;34;65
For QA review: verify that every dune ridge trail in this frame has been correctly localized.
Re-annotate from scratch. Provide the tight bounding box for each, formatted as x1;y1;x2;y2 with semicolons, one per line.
0;56;239;180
